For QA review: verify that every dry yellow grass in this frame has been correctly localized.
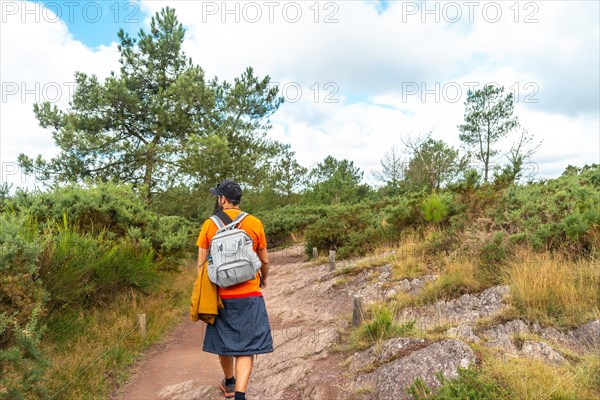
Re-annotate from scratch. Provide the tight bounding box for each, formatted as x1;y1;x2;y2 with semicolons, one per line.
485;352;600;400
40;262;198;399
504;248;600;328
395;254;486;309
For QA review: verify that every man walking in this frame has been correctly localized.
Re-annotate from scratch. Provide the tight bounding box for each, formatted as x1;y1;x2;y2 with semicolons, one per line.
196;179;273;400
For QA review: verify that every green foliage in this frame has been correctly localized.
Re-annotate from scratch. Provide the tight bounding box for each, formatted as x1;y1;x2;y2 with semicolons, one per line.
304;203;384;258
493;165;600;255
407;368;507;400
422;194;449;224
403;137;467;191
383;191;426;234
359;304;416;343
257;204;329;247
458;84;519;183
38;218;159;313
479;232;507;269
9;183;194;265
304;156;372;204
19;7;284;202
0;213;48;400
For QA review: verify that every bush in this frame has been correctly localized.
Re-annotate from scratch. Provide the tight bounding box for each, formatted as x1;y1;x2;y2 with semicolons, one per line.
9;183;194;265
257;204;329;247
304;203;385;258
38;217;159;313
479;232;507;269
493;165;600;255
0;213;48;400
422;194;449;224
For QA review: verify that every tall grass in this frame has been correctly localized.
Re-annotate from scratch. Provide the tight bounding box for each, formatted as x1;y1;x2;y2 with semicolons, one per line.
41;263;197;399
485;352;600;400
505;248;600;328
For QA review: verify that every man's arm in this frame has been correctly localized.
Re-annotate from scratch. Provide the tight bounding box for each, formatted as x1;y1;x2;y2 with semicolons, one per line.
197;247;208;273
257;247;269;288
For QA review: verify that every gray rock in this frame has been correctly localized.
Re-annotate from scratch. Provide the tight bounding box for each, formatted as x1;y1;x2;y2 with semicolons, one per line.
384;288;398;300
447;324;480;343
568;319;600;349
157;380;214;400
481;319;529;352
353;339;476;400
348;337;427;373
400;286;510;329
521;341;566;364
534;319;600;353
249;327;340;398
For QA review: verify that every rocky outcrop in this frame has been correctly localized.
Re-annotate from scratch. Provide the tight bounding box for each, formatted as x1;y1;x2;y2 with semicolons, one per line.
348;337;427;374
481;319;529;352
532;319;600;353
383;275;438;300
353;339;476;400
520;341;566;364
249;327;340;399
400;286;510;329
569;319;600;349
447;324;481;343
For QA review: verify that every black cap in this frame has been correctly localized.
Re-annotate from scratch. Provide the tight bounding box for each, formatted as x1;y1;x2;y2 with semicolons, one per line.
209;179;242;201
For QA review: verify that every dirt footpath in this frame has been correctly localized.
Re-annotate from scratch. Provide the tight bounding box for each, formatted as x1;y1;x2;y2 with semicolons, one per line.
114;245;324;400
115;318;223;399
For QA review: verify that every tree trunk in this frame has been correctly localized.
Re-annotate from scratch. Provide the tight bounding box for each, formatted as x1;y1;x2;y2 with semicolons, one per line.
144;144;155;204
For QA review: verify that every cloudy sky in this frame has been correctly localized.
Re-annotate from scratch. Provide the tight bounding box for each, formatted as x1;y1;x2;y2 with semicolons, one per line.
1;0;598;189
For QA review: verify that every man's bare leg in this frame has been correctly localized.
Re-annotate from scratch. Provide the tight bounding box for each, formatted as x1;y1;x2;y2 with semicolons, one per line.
234;355;254;393
219;355;234;379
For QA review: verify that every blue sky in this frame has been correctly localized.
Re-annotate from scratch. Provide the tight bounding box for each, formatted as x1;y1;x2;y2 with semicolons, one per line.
1;1;599;189
36;0;144;47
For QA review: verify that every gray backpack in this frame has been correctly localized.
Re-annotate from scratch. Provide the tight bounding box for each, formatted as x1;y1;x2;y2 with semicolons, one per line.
207;212;262;288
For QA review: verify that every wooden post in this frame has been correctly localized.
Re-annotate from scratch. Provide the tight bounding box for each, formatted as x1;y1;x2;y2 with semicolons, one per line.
312;247;318;259
137;313;147;338
329;250;336;271
352;295;364;327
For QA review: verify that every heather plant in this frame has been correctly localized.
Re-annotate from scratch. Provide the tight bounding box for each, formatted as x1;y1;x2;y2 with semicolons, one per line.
0;213;48;400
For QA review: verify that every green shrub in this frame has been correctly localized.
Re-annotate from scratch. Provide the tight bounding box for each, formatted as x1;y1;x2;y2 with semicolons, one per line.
479;232;507;269
257;204;329;247
422;194;449;224
407;368;508;400
0;213;48;400
493;165;600;255
9;183;194;264
304;203;385;258
39;217;159;313
383;192;425;234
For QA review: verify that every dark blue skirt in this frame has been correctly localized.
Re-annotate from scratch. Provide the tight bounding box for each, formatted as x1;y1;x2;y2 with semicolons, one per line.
203;296;274;356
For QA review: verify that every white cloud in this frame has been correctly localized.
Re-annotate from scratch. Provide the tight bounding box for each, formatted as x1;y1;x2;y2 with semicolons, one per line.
0;1;119;188
2;0;597;190
139;0;599;182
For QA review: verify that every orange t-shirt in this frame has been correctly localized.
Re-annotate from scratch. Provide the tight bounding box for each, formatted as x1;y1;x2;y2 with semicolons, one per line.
196;209;267;298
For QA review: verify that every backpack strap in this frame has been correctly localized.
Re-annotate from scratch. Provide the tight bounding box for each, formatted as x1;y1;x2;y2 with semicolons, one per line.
210;210;234;230
217;212;249;233
215;210;233;225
